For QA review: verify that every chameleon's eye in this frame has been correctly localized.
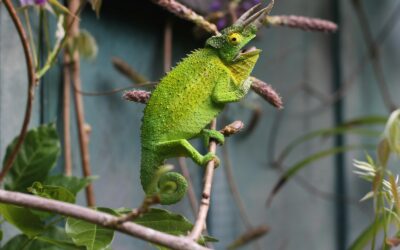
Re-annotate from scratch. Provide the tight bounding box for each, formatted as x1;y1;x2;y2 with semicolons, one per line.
228;33;242;45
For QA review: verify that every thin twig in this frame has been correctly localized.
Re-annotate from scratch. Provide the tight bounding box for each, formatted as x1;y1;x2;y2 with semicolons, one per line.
112;57;148;84
266;15;338;33
0;190;210;250
115;195;160;223
0;0;37;182
63;55;72;176
351;0;397;112
68;0;95;206
150;0;219;34
163;19;173;72
222;125;263;250
222;145;253;229
227;225;270;250
177;158;199;216
189;119;218;241
73;82;156;97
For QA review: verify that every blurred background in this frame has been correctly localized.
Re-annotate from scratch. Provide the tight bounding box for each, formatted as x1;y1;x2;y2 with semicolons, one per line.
0;0;399;249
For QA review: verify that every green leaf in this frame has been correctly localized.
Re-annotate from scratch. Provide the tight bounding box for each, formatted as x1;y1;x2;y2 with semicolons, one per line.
133;208;217;245
0;204;44;237
133;208;193;234
27;182;76;219
1;229;82;250
268;145;375;204
66;208;116;250
349;214;391;250
384;109;400;155
44;175;95;195
3;123;61;192
1;234;39;250
276;116;384;164
28;182;75;203
37;226;84;250
47;0;72;15
74;30;98;60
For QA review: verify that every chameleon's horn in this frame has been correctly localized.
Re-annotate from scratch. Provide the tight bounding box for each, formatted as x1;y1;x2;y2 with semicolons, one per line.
235;3;261;25
242;0;275;29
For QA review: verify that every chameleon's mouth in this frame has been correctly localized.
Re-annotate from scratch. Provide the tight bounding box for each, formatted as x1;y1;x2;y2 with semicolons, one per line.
234;46;261;61
240;46;260;55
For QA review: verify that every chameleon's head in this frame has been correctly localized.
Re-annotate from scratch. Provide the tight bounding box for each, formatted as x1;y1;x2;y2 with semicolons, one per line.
206;1;274;63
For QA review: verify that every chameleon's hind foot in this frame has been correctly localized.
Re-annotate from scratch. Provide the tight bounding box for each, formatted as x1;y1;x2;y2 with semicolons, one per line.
202;152;220;168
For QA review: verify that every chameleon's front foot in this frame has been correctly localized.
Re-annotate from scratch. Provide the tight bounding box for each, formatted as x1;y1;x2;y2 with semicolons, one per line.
201;129;225;147
202;152;220;168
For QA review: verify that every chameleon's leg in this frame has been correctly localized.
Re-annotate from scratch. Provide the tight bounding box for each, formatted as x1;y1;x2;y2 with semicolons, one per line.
155;139;220;167
200;129;225;147
212;77;252;103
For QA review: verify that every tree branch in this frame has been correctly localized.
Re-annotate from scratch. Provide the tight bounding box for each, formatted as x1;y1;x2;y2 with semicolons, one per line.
0;189;210;250
0;0;37;182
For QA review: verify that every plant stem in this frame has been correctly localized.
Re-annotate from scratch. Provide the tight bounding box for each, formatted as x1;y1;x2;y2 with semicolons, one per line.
115;195;160;223
0;0;37;183
63;55;72;176
151;0;219;34
178;157;199;215
189;119;218;241
0;190;210;250
23;9;38;67
68;0;95;206
163;19;173;73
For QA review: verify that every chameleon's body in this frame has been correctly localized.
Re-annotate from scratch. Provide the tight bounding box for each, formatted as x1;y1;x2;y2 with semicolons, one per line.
140;4;272;205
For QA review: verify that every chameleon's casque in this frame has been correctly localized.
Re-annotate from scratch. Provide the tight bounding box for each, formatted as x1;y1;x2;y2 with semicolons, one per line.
140;3;273;205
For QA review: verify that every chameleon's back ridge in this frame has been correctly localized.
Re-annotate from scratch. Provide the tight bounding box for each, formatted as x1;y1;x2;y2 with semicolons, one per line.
138;4;271;205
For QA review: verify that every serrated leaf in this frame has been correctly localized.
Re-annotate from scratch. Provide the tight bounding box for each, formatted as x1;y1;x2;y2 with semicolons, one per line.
44;175;95;195
66;208;116;250
74;30;98;60
0;204;44;237
28;182;76;203
3;124;61;192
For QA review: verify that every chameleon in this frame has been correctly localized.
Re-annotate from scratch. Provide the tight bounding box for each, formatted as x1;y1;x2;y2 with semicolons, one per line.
140;3;273;205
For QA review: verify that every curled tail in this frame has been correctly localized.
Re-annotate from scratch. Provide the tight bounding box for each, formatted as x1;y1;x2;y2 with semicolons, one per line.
140;149;188;205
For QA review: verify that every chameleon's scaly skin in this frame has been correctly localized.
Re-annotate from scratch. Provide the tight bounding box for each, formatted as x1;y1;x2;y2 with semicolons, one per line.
140;6;268;204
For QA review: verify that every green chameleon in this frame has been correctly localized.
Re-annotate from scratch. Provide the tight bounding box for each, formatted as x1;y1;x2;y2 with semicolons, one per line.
140;3;273;205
